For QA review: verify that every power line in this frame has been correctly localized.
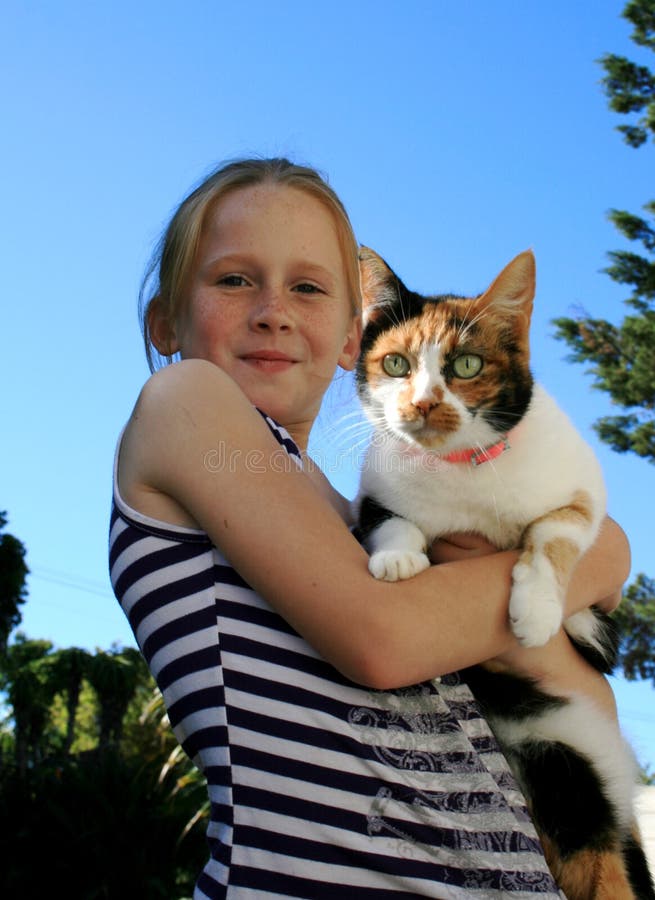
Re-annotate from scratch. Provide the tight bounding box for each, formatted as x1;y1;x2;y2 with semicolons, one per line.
28;566;113;599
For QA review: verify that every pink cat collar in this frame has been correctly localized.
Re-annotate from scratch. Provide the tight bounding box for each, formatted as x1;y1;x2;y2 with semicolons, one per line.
441;435;510;466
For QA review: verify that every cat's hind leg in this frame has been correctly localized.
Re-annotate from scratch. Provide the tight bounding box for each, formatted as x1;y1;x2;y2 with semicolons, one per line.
540;837;637;900
510;736;639;900
623;824;655;899
544;827;655;899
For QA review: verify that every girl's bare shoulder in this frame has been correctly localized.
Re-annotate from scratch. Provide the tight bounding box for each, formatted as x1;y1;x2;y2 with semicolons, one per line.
118;360;262;528
134;358;239;415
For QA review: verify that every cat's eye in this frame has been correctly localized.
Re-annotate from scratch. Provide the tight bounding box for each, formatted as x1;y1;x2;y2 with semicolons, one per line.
382;353;411;377
452;354;483;379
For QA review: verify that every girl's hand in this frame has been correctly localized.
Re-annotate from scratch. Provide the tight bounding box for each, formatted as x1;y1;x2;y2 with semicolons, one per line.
489;630;619;724
595;587;623;615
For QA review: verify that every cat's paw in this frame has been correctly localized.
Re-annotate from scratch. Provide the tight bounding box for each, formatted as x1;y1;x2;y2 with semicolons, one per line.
509;565;563;647
368;550;431;582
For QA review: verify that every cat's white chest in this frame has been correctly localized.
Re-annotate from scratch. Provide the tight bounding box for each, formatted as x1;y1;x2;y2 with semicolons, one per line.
360;441;527;546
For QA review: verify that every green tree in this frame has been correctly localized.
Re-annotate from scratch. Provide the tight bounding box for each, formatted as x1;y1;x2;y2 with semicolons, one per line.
554;0;655;462
554;0;655;685
612;574;655;685
0;634;57;773
0;511;28;655
86;645;151;750
49;646;92;753
600;0;655;149
0;510;207;891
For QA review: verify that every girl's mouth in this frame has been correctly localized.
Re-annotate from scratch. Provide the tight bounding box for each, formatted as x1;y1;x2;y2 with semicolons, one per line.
240;350;297;373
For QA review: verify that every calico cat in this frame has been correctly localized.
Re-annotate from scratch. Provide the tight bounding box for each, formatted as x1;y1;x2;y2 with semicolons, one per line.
354;247;655;900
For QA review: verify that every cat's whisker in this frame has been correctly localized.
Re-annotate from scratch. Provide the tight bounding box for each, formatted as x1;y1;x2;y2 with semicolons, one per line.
458;305;489;340
325;409;369;431
322;412;380;440
331;427;376;449
393;276;410;328
319;433;374;457
455;302;479;339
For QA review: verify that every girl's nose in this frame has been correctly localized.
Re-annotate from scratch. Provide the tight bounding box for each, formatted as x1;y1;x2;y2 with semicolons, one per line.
250;288;294;332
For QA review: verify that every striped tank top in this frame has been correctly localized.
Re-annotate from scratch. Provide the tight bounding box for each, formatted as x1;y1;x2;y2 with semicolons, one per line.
109;413;564;899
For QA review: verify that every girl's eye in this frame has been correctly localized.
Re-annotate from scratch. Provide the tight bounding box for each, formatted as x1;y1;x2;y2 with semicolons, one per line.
217;274;248;287
452;354;483;378
382;353;411;377
293;282;323;294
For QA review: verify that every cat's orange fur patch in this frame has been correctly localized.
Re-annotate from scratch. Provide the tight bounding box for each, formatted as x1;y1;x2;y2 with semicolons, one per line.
540;835;636;900
535;490;595;528
405;311;446;355
543;536;581;588
420;404;461;440
519;492;594;586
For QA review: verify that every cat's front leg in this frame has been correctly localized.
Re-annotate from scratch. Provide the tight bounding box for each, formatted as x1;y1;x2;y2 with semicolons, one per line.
510;493;597;647
366;517;431;582
510;551;566;648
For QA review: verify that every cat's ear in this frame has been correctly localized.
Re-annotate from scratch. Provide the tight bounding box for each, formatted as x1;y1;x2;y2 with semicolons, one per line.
476;250;535;324
359;246;404;326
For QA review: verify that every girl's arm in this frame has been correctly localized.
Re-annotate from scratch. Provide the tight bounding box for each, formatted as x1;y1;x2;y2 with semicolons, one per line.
303;456;354;525
121;359;630;690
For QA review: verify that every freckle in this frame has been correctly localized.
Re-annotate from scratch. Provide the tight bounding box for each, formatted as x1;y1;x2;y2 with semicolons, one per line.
223;519;229;529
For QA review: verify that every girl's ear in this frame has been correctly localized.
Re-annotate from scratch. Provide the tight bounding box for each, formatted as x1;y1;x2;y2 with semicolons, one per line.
148;297;180;356
337;314;363;372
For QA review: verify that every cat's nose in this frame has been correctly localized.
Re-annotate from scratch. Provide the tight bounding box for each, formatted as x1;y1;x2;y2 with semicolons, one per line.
413;399;437;416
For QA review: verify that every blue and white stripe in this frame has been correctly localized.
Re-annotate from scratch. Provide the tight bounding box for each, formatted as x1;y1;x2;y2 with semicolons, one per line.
109;416;563;899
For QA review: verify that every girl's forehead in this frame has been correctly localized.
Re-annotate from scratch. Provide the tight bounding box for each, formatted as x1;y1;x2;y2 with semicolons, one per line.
209;183;335;230
200;184;344;266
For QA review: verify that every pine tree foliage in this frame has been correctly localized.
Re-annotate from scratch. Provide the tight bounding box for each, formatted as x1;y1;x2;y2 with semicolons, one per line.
599;0;655;148
553;0;655;464
612;574;655;684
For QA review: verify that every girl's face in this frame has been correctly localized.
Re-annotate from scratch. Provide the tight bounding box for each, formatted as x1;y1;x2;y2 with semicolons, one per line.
162;184;361;447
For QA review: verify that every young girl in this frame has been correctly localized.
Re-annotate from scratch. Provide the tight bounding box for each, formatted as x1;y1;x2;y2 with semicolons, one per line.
109;158;629;898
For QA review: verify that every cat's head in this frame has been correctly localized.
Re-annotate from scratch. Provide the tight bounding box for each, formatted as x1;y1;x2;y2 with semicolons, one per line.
356;248;535;452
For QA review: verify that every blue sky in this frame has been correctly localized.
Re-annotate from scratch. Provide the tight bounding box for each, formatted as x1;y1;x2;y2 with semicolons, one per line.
3;1;654;771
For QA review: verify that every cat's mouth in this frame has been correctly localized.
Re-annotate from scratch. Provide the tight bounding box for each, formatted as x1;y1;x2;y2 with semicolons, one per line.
396;403;462;447
395;421;457;451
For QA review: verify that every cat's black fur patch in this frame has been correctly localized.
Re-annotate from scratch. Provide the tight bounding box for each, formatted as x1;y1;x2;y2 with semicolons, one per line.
353;495;394;544
357;283;427;360
623;831;655;898
461;665;564;721
463;666;617;856
507;740;617;857
568;607;619;675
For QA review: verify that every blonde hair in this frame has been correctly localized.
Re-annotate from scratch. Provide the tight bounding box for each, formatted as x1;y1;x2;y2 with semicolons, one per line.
140;157;362;371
